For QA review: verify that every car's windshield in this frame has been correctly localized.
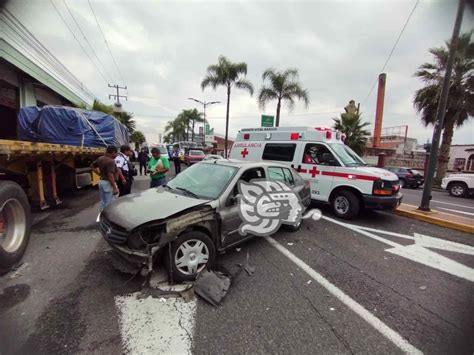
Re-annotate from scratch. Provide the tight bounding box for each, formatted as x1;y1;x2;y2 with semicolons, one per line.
328;143;367;166
190;150;204;155
157;147;168;155
167;163;237;199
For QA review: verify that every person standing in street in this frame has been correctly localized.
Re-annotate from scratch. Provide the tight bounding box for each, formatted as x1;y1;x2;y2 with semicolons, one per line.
172;145;181;175
147;147;169;188
91;145;119;211
115;145;135;196
138;148;148;176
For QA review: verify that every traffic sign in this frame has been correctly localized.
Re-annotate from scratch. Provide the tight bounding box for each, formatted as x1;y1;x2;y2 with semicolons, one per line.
261;115;274;127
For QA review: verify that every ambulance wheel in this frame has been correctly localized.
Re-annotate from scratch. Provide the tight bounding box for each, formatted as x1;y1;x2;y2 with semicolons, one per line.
331;190;360;220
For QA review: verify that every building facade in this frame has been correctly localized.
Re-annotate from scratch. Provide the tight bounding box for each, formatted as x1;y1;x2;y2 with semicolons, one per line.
448;145;474;172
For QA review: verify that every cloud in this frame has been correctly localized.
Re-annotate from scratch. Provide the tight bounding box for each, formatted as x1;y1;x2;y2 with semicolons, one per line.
6;0;473;145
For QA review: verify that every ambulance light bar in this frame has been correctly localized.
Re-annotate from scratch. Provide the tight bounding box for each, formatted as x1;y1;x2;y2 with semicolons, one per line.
243;133;250;139
290;132;299;140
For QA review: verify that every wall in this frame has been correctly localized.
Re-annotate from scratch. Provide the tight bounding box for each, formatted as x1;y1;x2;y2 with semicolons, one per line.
448;145;474;171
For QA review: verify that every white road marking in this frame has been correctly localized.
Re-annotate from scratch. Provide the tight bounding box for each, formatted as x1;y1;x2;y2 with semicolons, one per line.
355;226;474;255
322;216;474;282
115;293;196;354
386;244;474;282
438;207;474;217
264;236;422;354
431;200;474;210
414;233;474;255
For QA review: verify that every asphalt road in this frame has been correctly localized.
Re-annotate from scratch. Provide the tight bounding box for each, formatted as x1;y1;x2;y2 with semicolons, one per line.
1;171;473;354
401;187;474;218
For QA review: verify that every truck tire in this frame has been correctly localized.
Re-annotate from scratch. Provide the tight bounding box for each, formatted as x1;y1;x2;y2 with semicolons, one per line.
331;190;360;220
165;231;216;282
0;181;31;275
448;182;467;197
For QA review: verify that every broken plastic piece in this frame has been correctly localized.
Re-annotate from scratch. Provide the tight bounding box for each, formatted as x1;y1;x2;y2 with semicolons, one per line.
194;270;231;307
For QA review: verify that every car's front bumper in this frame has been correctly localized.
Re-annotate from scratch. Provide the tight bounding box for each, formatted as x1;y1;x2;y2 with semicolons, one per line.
362;192;403;210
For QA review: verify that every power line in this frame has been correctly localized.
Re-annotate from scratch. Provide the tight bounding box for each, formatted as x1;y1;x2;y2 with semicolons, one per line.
362;0;420;106
62;0;115;84
2;9;96;102
50;0;109;85
5;11;95;99
87;0;126;85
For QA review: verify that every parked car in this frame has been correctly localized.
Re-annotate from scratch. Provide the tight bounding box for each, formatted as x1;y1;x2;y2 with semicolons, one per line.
441;173;474;197
100;160;310;281
185;149;205;165
385;167;424;188
202;154;224;161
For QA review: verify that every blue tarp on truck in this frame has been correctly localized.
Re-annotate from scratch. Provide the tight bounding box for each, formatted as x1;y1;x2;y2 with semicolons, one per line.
17;106;129;148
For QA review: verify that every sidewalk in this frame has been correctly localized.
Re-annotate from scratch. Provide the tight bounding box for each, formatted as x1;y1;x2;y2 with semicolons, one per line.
394;203;474;234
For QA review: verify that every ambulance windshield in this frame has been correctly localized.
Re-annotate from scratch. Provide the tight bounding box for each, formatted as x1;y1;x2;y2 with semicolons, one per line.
328;144;367;167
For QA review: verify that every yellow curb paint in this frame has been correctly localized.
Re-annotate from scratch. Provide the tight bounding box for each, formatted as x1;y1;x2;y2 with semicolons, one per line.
394;205;474;234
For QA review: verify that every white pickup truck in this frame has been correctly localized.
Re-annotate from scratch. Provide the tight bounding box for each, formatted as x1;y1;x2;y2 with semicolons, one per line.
441;174;474;197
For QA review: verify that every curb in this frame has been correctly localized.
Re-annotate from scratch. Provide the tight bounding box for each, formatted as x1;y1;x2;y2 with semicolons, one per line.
393;204;474;234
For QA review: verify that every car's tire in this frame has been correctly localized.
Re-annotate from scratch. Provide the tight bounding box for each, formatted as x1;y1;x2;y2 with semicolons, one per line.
284;219;303;232
448;182;467;197
331;190;360;220
165;230;216;282
0;181;31;275
399;178;406;188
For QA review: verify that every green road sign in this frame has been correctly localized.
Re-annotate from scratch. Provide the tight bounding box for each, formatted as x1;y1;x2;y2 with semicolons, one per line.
261;115;274;127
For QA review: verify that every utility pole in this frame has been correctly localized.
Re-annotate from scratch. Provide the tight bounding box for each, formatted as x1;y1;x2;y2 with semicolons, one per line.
109;84;127;111
419;0;465;211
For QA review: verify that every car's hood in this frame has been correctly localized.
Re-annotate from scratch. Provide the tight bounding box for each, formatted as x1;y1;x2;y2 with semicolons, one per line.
102;187;211;231
352;166;399;181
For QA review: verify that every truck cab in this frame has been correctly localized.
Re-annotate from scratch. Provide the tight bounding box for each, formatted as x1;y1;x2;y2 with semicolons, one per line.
230;126;402;219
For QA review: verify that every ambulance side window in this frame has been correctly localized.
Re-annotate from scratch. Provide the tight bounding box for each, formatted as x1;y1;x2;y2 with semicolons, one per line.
302;143;339;166
262;143;296;162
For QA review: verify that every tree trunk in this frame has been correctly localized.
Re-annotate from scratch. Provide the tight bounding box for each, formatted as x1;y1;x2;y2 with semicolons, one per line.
191;120;195;142
434;115;456;186
275;99;281;127
225;85;231;158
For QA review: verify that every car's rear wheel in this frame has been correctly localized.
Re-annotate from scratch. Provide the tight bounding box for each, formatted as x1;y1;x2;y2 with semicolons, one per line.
0;182;31;275
165;231;216;281
448;182;467;197
331;190;360;220
399;178;406;188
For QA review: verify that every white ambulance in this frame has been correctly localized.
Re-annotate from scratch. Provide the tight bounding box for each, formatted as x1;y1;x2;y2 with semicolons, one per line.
229;126;402;219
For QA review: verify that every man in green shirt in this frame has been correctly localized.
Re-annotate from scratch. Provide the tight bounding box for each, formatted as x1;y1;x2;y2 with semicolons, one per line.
147;147;170;188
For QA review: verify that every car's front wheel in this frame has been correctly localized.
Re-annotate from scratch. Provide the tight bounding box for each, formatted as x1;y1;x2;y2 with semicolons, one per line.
165;231;216;281
448;182;467;197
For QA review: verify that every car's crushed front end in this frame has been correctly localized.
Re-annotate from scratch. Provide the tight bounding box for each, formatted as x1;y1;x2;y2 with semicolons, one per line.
99;187;215;275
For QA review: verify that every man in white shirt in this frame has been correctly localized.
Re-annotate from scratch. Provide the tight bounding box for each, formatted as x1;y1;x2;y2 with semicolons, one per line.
115;145;134;196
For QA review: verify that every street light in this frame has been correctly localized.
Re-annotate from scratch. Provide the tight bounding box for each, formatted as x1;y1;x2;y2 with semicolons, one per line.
188;98;221;126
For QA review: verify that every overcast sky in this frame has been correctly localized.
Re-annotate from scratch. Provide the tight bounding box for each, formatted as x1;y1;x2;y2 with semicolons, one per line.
6;0;474;145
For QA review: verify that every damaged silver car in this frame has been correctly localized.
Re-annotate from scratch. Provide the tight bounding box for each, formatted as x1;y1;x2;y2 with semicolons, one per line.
99;160;310;281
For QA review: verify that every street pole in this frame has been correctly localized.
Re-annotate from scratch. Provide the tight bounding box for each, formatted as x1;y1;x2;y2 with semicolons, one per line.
419;0;465;211
188;98;220;144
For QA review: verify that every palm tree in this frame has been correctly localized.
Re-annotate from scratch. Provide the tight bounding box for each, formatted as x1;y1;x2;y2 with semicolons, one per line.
130;130;146;150
333;112;371;156
414;32;473;184
201;55;254;157
164;116;187;142
91;99;136;133
116;111;136;133
258;68;309;127
185;108;205;142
